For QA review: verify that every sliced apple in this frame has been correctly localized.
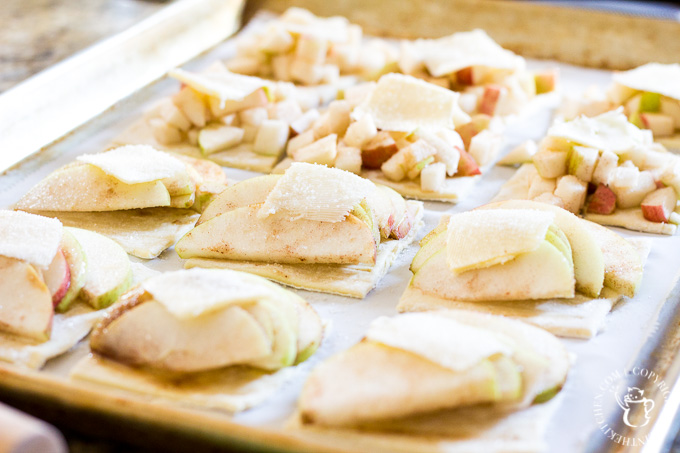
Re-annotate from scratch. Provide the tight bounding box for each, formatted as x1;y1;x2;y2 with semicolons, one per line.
299;341;501;427
412;241;574;301
42;249;70;307
0;256;53;341
197;175;280;225
16;164;171;212
245;300;298;370
479;200;605;297
67;227;132;310
177;204;377;265
91;290;272;372
55;229;88;313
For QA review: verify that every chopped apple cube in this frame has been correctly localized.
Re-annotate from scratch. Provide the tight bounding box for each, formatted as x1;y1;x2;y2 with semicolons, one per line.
421;132;460;176
381;140;435;181
538;136;573;153
554;175;587;214
457;147;481;177
640;92;661;112
290;59;324;85
528;176;556;199
187;128;199;146
611;165;640;189
173;87;210;128
624;93;643;116
321;64;340;85
533;150;568;179
272;54;292;81
150;118;183;145
612;169;656;208
406;156;435;180
458;92;479;115
290;109;321;136
326;101;352;136
362;131;398;169
241;125;258;143
468;129;501;166
660;97;680;129
381;152;407;182
587;184;617;215
219;89;270;116
607;83;637;105
641;187;677;223
344;115;378;148
568;145;599;182
479;85;507;116
198;125;244;155
335;144;362;174
455;114;491;148
268;100;303;126
287;129;316;159
225;56;261;76
259;26;294;54
640;113;675;137
456;67;474;85
159;101;191;132
253;119;289;156
343;82;376;108
534;69;558;94
592;150;619;185
420;162;447;192
239;107;269;127
296;36;328;65
295;134;338;166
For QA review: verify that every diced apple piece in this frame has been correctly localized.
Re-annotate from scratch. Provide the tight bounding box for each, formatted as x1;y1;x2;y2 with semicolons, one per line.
528;176;556;199
260;25;294;54
268;99;303;125
334;144;362;174
468;129;501;166
554;175;587;214
420;132;460;176
568;145;599;182
612;169;656;209
641;187;677;223
456;67;474;85
363;131;399;169
149;119;182;145
287;129;316;159
457;147;481;177
406;156;435;180
239;107;268;127
290;58;324;85
624;93;643;116
399;140;437;177
295;135;338;166
253;120;289;156
534;69;558;95
43;249;71;307
198;125;244;155
640;92;661;112
533;150;568;179
218;89;270;117
607;83;637;105
381;152;407;182
420;162;446;192
479;85;506;116
587;184;617;215
0;256;53;341
326;101;352;136
226;56;261;76
187;128;199;146
272;54;292;81
538;136;573;154
296;35;328;65
455;114;491;148
173;87;210;128
640;113;675;137
159;101;191;132
290;109;320;136
241;125;258;143
344;116;378;149
592;150;619;185
660;97;680;129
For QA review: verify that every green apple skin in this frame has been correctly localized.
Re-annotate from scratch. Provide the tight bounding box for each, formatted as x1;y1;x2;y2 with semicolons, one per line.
55;230;88;313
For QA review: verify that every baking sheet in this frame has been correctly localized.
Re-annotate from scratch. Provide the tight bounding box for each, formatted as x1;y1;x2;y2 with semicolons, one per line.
1;11;680;453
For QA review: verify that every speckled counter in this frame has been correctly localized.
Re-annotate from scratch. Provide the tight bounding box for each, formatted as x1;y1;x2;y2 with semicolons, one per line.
0;0;169;93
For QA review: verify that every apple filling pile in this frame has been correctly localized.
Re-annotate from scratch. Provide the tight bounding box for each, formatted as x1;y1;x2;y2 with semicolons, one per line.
15;145;226;258
561;63;680;145
496;110;680;234
399;201;646;338
175;163;423;297
399;29;558;117
297;311;568;440
275;73;503;200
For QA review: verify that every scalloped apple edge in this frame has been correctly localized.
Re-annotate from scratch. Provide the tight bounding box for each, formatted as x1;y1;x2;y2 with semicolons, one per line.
396;238;651;339
183;201;424;298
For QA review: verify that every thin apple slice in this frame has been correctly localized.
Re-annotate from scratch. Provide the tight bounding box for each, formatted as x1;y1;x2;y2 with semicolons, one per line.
177;204;377;265
55;230;88;313
16;164;171;212
66;228;132;310
91;290;272;372
479;199;605;297
197;175;281;225
42;249;71;307
245;300;298;370
0;256;53;341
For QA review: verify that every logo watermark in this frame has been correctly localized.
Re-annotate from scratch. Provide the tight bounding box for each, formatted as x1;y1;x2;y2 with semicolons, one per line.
593;367;671;447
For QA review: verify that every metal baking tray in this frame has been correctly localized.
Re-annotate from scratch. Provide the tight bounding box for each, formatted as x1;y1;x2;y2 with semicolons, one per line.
1;1;680;452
